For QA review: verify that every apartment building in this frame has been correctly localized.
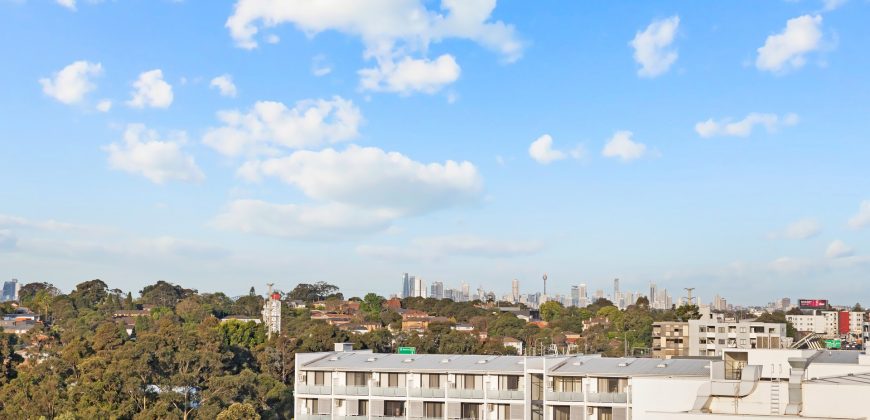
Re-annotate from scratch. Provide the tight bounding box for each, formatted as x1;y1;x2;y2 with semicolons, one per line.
650;321;689;358
787;311;867;338
687;310;788;357
295;345;870;420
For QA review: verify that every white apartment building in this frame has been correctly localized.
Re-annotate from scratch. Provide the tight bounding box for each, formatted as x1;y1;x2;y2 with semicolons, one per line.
294;344;870;420
687;311;789;357
786;311;867;338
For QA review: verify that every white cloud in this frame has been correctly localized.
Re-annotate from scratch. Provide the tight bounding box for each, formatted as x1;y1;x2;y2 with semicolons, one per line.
848;200;870;229
137;236;231;259
357;234;544;261
104;124;204;184
210;74;238;97
225;0;521;93
770;218;822;240
238;145;482;215
0;214;108;234
39;60;103;105
213;200;396;240
225;0;523;59
265;34;281;44
630;16;680;78
359;54;460;95
826;240;854;259
202;97;362;157
695;112;799;138
0;230;17;251
127;69;174;109
601;130;648;162
822;0;847;11
528;134;566;164
56;0;76;10
311;55;332;77
756;15;823;73
96;99;112;112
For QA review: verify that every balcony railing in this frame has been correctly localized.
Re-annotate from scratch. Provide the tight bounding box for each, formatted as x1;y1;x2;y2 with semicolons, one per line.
487;389;524;400
296;384;332;394
446;388;485;399
586;392;628;403
334;385;369;396
409;417;447;420
409;387;446;398
335;416;369;420
546;391;584;402
297;414;332;420
371;386;407;397
372;416;405;420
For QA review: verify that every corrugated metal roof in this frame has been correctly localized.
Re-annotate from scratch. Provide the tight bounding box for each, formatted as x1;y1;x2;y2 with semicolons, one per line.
302;352;529;373
549;356;711;377
300;352;711;377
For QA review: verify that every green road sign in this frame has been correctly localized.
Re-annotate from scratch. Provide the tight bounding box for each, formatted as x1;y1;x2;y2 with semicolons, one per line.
398;347;416;354
825;339;841;349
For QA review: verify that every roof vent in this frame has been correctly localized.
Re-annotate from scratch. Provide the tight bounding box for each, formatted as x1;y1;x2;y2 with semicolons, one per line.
477;360;488;364
656;363;668;368
329;357;339;361
403;358;414;363
572;361;583;366
618;360;634;367
366;357;377;362
441;359;450;364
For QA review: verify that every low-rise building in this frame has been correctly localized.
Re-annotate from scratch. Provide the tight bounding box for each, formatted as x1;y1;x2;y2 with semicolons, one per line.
651;321;689;358
688;310;789;357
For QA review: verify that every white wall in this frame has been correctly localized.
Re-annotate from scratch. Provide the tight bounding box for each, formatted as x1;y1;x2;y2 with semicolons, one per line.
802;383;870;419
630;377;705;418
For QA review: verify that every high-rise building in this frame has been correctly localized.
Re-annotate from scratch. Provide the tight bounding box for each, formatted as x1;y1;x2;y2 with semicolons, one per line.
461;283;470;302
430;281;444;299
414;277;425;298
649;282;657;307
570;285;579;307
613;278;620;307
579;283;588;307
262;284;282;338
1;279;19;302
511;279;520;303
401;273;411;298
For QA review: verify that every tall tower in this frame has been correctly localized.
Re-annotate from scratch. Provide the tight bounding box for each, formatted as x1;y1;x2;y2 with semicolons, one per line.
542;273;548;296
262;283;282;339
511;279;520;303
402;273;411;298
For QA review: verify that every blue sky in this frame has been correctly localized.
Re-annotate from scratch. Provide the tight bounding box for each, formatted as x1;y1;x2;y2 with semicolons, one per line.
1;0;869;305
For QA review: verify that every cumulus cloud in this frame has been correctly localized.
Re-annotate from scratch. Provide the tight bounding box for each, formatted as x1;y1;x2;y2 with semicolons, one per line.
826;239;854;259
769;218;822;240
695;112;799;138
357;234;544;261
630;16;680;78
0;214;108;234
848;200;870;229
238;145;482;214
210;74;238;97
39;60;103;104
137;236;232;259
96;99;112;112
822;0;847;11
528;134;566;164
225;0;521;93
127;69;174;108
756;15;824;73
104;124;205;184
56;0;76;10
359;54;460;94
202;97;362;157
601;130;648;162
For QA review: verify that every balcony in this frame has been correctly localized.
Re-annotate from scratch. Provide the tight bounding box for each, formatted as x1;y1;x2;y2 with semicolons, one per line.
446;388;485;399
409;387;446;398
488;389;524;400
334;385;369;396
371;386;407;397
297;415;332;420
546;391;584;402
372;416;405;420
586;392;628;404
296;384;332;395
408;417;447;420
336;416;369;420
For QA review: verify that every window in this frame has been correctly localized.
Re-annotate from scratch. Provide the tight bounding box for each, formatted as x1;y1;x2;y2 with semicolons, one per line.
314;371;325;386
384;401;405;417
490;404;509;420
347;372;368;386
357;400;368;416
699;326;705;333
718;339;725;345
386;373;400;388
718;327;725;333
554;377;581;392
463;374;478;390
461;403;482;420
553;406;570;420
424;402;443;418
499;375;520;390
427;374;441;389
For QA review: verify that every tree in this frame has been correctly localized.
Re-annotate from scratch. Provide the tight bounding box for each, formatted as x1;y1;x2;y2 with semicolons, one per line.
360;293;385;320
540;301;565;322
674;304;701;322
69;279;110;310
217;402;260;420
853;303;864;312
287;282;341;303
18;282;59;308
140;280;196;308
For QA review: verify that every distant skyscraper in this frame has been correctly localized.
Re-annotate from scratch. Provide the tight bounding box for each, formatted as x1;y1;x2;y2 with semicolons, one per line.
511;279;520;303
570;285;579;307
649;282;657;306
414;277;425;298
262;284;281;338
461;283;470;301
1;279;19;302
579;283;588;307
430;281;444;299
613;278;620;304
402;273;411;298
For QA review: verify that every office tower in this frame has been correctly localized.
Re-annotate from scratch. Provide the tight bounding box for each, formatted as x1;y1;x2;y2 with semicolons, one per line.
613;278;620;306
402;273;411;298
649;282;657;307
579;283;588;307
262;284;281;338
511;279;520;303
570;285;579;307
414;277;425;298
430;281;444;300
461;283;470;302
1;279;19;302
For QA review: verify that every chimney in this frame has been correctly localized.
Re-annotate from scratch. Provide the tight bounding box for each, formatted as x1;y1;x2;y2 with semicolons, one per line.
334;342;353;352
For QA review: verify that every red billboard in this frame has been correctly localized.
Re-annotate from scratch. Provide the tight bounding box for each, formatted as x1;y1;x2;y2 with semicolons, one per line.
798;299;828;309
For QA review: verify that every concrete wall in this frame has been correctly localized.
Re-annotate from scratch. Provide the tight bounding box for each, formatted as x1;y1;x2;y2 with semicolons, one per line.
630;377;705;418
802;382;870;419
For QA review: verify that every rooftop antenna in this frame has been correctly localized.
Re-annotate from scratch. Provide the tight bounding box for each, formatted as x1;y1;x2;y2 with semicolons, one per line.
543;273;548;296
267;283;274;296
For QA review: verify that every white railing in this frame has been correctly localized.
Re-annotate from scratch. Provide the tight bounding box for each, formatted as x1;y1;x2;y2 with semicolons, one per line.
409;388;446;398
298;415;332;420
334;385;370;396
371;386;407;397
545;391;584;402
585;392;628;403
487;389;524;400
446;389;485;399
296;384;332;395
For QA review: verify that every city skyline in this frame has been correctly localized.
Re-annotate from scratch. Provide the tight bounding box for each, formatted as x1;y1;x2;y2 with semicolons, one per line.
2;1;870;304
